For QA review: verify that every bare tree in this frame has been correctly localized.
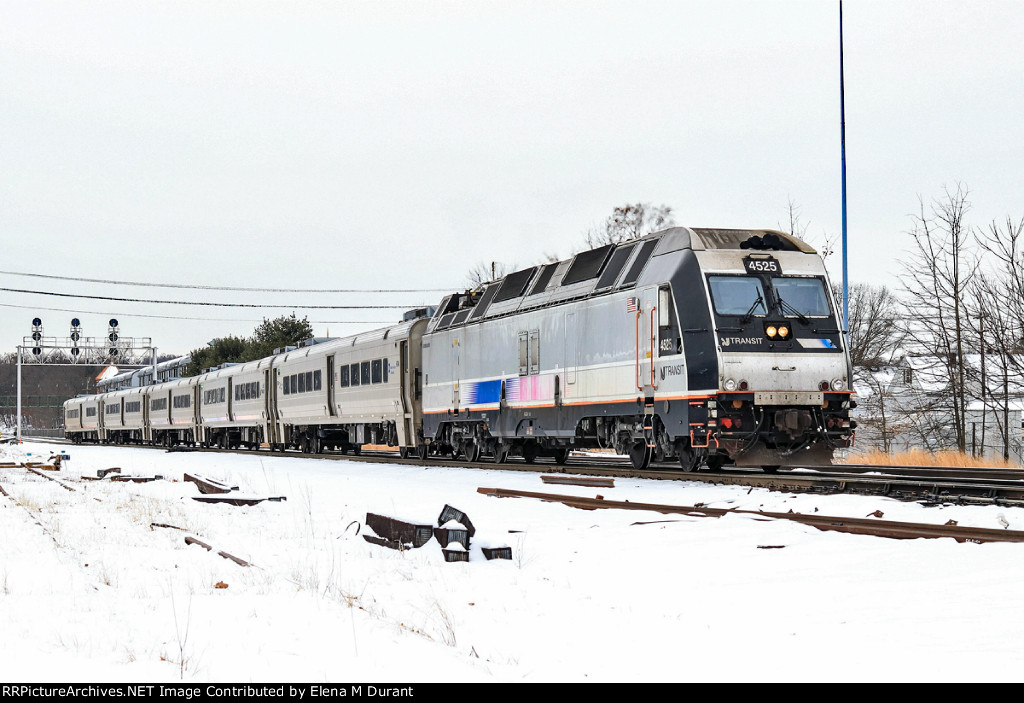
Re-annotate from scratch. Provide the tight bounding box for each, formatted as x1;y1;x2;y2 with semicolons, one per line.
781;197;836;259
970;216;1024;458
465;260;515;288
898;183;978;452
584;203;675;248
844;283;905;367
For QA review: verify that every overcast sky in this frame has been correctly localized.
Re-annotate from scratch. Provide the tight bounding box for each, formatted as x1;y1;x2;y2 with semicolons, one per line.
2;0;1023;359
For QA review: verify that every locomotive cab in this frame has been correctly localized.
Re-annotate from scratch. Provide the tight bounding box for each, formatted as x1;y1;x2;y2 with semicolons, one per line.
681;230;855;470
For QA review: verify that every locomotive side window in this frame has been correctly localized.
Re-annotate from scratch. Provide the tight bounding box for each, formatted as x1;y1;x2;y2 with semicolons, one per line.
658;286;681;356
372;359;382;384
313;370;322;391
350;363;360;387
771;277;831;317
529;330;540;375
340;365;350;387
708;276;767;316
361;361;371;385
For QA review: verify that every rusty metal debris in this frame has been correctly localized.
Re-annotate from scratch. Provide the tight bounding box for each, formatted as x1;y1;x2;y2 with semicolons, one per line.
434;526;470;550
442;548;469;562
481;546;512;560
184;536;251;566
363;513;435;550
184;473;238;494
477;486;1024;544
111;475;163;483
191;495;286;506
151;522;187;531
97;467;122;478
541;475;615;488
438;504;475;538
26;467;76;492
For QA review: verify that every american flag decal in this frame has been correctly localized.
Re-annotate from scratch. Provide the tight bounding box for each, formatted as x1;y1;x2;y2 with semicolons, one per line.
626;297;638;313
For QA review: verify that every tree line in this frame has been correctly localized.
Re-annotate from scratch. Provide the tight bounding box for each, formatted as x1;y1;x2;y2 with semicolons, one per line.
184;314;313;376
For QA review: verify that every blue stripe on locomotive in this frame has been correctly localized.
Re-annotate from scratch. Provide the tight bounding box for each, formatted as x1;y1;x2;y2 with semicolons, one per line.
462;379;502;405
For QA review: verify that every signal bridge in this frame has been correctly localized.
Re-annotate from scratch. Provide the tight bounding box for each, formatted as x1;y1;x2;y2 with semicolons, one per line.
15;317;158;441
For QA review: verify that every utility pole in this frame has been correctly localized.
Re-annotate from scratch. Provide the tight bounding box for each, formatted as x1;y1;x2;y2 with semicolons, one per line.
839;0;850;339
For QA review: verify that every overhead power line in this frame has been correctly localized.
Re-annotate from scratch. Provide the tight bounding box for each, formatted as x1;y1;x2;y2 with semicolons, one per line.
0;287;428;309
0;301;393;325
0;270;452;293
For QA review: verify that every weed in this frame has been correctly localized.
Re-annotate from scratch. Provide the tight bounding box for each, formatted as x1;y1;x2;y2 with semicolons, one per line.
169;590;197;680
433;601;457;647
845;448;1018;468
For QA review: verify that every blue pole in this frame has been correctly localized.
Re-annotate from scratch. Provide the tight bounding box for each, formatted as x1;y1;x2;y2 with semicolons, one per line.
840;0;849;335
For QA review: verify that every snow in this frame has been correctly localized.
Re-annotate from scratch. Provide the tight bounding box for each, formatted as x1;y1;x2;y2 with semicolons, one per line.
3;440;1024;682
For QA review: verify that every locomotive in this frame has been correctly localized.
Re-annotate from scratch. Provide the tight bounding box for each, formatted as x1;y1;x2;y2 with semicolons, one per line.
64;227;855;472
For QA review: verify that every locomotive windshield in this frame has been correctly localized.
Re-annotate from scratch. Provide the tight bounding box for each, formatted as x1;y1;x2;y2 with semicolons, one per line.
708;276;767;316
771;277;831;317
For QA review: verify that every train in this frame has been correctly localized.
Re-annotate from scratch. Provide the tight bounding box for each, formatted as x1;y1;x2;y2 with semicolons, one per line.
63;226;857;472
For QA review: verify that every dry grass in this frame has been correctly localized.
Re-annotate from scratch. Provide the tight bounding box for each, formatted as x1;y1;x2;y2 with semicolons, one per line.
843;448;1019;469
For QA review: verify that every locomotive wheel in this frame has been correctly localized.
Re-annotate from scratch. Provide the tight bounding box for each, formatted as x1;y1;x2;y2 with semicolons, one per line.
705;455;725;472
416;444;429;461
628;442;652;471
552;447;569;465
464;441;481;463
352;445;361;456
678;447;700;472
491;444;509;464
521;443;538;464
761;465;780;474
399;446;410;459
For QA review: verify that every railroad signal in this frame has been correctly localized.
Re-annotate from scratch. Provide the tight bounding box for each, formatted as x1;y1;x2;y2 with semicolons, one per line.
107;319;121;358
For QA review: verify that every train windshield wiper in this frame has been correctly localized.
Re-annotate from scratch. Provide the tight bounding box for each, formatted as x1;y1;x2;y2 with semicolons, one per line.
740;293;765;325
776;296;810;325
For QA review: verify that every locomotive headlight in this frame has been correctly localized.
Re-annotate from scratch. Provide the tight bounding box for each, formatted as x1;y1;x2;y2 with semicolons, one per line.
831;378;845;391
765;326;777;338
724;378;737;391
778;325;789;338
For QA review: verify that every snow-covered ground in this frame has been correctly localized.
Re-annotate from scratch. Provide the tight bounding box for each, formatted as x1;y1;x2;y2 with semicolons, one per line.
2;440;1024;682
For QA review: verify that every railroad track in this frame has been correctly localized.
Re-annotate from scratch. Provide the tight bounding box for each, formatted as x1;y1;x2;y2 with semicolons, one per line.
8;446;1024;545
19;438;1024;506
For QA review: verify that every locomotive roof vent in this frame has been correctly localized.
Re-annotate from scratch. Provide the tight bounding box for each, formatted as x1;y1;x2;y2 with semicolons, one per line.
740;232;785;251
